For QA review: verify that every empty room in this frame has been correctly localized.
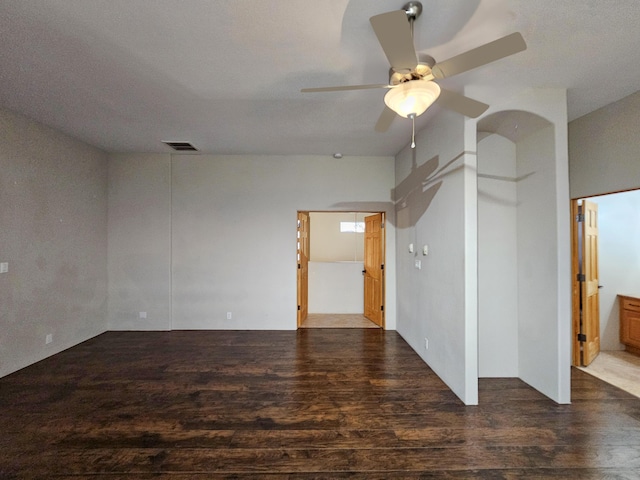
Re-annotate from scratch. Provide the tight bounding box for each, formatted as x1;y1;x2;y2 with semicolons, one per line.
1;1;640;477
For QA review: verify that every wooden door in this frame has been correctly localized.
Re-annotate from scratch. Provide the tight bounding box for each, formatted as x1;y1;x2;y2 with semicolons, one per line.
571;200;600;366
364;213;384;328
581;200;601;365
297;212;309;327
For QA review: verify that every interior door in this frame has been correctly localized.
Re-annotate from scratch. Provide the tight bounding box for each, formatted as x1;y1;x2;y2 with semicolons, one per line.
363;213;384;328
572;200;600;366
581;200;601;365
297;212;309;327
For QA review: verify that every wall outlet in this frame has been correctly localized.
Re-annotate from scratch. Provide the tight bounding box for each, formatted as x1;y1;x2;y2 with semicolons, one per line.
227;312;232;320
0;262;8;273
46;334;53;344
139;311;147;319
425;337;429;350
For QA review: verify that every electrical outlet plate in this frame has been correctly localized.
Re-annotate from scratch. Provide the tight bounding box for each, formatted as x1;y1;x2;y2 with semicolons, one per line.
0;262;8;273
46;334;53;344
227;312;232;320
425;338;429;350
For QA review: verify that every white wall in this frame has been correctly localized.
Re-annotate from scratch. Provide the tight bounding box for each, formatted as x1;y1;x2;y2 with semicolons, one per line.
307;212;367;314
477;134;518;377
108;154;396;331
516;124;566;399
395;109;478;404
587;189;640;350
0;108;108;378
309;212;365;262
569;91;640;198
108;154;172;330
308;261;364;313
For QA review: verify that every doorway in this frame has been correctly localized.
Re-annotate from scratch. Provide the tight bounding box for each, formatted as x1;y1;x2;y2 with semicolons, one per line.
296;211;385;329
571;189;640;394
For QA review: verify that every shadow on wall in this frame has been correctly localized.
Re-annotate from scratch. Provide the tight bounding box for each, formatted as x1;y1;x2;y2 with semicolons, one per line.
477;170;535;208
332;149;465;228
476;109;552;208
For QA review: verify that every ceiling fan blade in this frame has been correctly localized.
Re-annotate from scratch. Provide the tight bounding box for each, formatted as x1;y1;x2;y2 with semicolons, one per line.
432;32;527;79
301;84;390;93
437;89;489;118
370;10;418;73
375;106;397;132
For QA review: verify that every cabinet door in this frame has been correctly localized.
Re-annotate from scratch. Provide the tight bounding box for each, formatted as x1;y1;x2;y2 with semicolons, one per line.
620;298;640;348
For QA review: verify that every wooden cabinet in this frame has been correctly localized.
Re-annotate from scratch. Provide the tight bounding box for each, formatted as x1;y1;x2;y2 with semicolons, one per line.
619;295;640;356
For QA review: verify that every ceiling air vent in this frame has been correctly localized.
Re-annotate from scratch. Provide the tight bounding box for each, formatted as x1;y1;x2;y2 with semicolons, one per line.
162;141;198;152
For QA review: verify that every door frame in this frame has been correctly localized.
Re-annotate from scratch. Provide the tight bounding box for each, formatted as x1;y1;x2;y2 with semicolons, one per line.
296;210;386;329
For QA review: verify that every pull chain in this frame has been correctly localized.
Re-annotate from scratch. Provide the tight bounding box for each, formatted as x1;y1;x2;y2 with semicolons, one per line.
409;113;416;148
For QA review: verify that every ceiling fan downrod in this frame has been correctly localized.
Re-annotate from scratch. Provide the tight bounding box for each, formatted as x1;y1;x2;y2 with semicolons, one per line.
403;1;422;37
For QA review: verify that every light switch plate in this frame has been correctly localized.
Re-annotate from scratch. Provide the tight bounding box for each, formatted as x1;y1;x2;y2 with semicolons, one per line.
0;262;8;273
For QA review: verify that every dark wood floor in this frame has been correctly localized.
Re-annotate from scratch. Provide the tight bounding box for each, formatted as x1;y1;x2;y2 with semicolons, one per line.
1;330;640;478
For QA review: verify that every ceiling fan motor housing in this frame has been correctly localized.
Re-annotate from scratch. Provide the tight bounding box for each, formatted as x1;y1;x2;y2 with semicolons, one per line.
403;2;423;20
389;54;436;86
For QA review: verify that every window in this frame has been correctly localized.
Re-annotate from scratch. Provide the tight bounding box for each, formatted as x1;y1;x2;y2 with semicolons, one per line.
340;221;365;233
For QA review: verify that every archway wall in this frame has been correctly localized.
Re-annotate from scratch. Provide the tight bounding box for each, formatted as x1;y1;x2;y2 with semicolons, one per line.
468;87;571;404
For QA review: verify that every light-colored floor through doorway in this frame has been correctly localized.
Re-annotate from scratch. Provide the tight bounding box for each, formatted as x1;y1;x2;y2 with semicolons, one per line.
577;350;640;399
300;314;380;329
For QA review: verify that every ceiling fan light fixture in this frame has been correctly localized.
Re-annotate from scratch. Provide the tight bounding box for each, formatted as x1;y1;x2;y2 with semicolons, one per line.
384;80;441;118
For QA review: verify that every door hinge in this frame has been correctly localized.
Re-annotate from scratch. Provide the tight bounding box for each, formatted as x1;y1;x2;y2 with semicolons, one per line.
297;305;301;311
381;305;384;311
381;264;384;270
298;263;301;269
576;213;585;222
577;333;587;342
381;222;385;229
577;273;585;282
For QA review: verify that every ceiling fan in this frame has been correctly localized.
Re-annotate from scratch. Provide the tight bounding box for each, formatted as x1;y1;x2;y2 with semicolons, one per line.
301;1;527;141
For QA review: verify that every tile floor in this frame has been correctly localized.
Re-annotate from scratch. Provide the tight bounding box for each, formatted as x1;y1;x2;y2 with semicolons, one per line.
300;313;380;329
578;350;640;398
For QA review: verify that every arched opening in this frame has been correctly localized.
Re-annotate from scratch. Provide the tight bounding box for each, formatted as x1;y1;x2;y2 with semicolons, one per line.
476;110;555;379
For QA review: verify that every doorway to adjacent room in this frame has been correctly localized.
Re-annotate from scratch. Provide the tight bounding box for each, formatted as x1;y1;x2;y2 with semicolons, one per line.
297;211;385;329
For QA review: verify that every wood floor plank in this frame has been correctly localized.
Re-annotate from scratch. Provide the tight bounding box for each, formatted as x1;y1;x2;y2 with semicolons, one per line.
1;329;640;477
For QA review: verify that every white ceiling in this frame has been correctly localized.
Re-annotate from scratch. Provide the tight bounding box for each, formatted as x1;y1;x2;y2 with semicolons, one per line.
1;0;639;157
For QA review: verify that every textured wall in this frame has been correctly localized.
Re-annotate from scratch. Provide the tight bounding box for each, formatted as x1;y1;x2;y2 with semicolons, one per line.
0;108;108;377
394;108;475;404
569;91;640;198
107;154;396;331
107;154;172;330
